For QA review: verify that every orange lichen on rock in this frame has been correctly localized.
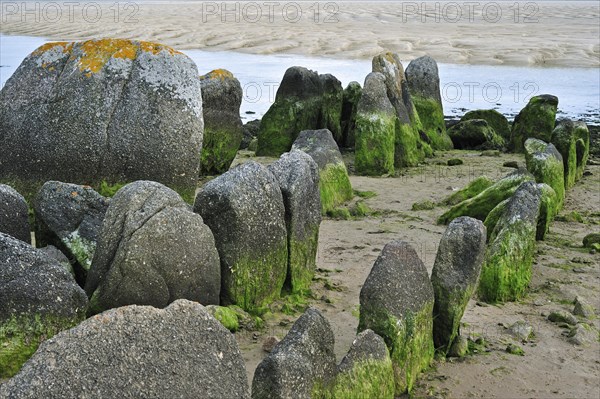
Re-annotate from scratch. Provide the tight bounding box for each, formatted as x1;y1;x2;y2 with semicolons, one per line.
200;69;234;81
32;42;72;56
139;40;182;56
78;38;138;74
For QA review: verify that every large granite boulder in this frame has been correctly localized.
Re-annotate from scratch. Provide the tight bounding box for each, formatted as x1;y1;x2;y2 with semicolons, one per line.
551;119;590;189
0;233;88;377
479;182;541;302
448;119;505;150
252;307;336;399
33;181;108;284
406;55;453;150
340;81;362;148
292;129;353;214
511;94;558;152
85;181;220;314
431;217;487;354
194;162;288;312
199;69;243;175
354;72;397;176
524;138;565;209
0;300;250;398
358;241;434;395
268;151;321;294
0;184;30;243
0;39;203;200
460;109;511;141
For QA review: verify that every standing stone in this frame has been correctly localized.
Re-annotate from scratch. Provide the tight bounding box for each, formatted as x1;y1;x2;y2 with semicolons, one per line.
85;181;220;314
0;39;203;199
354;72;397;176
268;151;321;294
340;81;362;148
292;129;353;214
199;69;243;175
33;181;108;284
0;233;88;378
511;94;558;152
358;241;434;395
448;119;505;150
0;184;30;243
241;119;261;150
536;183;559;241
406;55;453;150
551;119;591;189
431;217;487;354
524;138;565;209
460;109;511;141
319;74;344;143
194;162;288;312
0;300;250;398
479;182;541;303
252;307;336;399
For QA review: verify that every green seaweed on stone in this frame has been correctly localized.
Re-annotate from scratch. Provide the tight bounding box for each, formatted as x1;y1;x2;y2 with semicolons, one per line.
433;285;475;356
511;95;558;152
394;121;423;168
200;127;241;175
313;359;395;399
536;184;559;240
483;199;509;242
440;176;495;206
354;112;396;176
287;224;320;294
412;96;453;150
319;163;353;214
210;306;240;332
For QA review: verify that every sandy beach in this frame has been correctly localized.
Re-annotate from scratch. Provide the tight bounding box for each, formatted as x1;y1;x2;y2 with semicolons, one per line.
1;1;599;68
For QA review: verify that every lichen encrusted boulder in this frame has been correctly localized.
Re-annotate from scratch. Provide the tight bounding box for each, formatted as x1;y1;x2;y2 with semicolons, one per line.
460;109;511;141
199;69;243;175
33;181;108;284
431;217;487;354
511;94;558;152
478;182;541;303
354;72;397;176
439;176;494;206
194;161;287;312
448;119;505;150
0;39;203;199
85;181;220;314
252;307;336;399
292;129;353;214
0;300;250;398
340;81;362;148
551;119;590;189
358;241;434;395
0;184;30;243
268;151;321;294
405;55;453;150
524;138;565;209
256;67;343;156
0;233;88;378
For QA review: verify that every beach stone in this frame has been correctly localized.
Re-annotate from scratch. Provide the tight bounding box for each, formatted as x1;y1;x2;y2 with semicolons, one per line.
567;324;595;346
447;158;463;166
0;300;250;398
194;161;287;312
551;119;591;189
412;199;436;211
252;307;336;399
354;72;397;176
506;343;525;356
511;94;558;152
205;305;240;332
548;310;578;325
33;181;108;284
447;335;469;358
524;138;565;209
199;69;243;175
440;176;494;206
535;183;559;241
262;336;280;353
448;119;505;150
0;233;88;378
241;119;261;149
340;81;362;148
85;181;220;314
0;39;203;200
583;233;600;248
358;241;434;395
431;217;487;354
508;321;534;341
292;129;353;214
479;182;541;302
406;55;453;150
573;296;595;319
268;151;321;293
460;109;511;141
438;169;534;224
0;184;30;243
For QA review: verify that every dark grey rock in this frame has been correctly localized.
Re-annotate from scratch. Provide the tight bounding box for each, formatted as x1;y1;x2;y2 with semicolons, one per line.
0;300;250;398
548;310;578;325
460;109;511;140
406;55;442;106
448;119;505;150
340;81;362;148
38;245;74;276
508;320;534;341
241;119;261;149
319;73;344;143
0;184;30;243
567;323;595;346
252;307;336;399
85;181;220;314
194;161;288;312
372;52;414;124
511;94;558;152
338;329;390;374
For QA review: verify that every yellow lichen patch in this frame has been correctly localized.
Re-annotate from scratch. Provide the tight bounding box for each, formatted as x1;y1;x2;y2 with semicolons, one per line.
139;41;182;56
200;68;234;81
32;42;72;56
78;38;138;74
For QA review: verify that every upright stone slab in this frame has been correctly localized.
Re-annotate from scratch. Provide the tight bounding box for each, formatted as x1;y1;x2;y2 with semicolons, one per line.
460;109;511;141
354;72;397;176
252;307;336;399
511;94;558;152
268;150;321;293
319;73;344;143
524;138;565;209
551;119;590;189
292;129;353;214
340;81;362;148
536;183;559;241
0;300;250;398
0;184;30;243
431;217;487;354
199;68;243;175
406;55;453;150
358;241;434;395
194;162;288;312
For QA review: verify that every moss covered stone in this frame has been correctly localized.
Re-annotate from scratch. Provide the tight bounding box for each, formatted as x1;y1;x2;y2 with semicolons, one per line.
536;183;559;241
460;109;511;141
200;127;242;175
319;163;354;214
340;81;362;148
483;198;509;241
440;176;494;206
395;121;424;167
448;119;505;150
206;305;240;332
511;94;558;152
583;233;600;248
574;122;590;181
319;359;395;399
412;96;453;150
524;138;565;210
550;120;578;190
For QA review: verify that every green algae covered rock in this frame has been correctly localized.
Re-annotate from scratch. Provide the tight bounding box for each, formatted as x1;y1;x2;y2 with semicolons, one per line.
292;129;353;214
536;183;559;241
511;94;558;152
438;170;534;224
320;74;344;143
448;119;505;150
354;72;396;176
524;138;565;210
359;241;434;395
460;109;511;141
440;176;494;206
205;305;240;332
199;69;243;175
479;182;541;303
483;198;509;240
573;122;590;181
340;81;362;148
551;119;591;189
583;233;600;248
